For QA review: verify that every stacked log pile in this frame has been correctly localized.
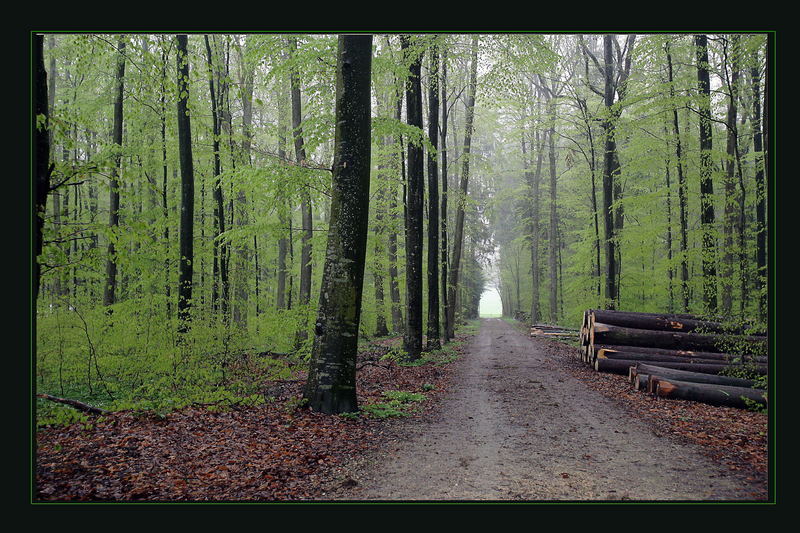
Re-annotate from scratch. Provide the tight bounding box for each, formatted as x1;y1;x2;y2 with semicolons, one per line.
578;309;767;409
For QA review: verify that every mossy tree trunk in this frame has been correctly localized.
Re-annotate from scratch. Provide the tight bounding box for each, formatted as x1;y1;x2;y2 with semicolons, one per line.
303;35;373;415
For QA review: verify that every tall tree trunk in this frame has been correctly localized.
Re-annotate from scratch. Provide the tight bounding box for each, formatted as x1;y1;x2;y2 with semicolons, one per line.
276;83;290;311
446;35;478;340
721;36;740;316
303;35;372;414
289;36;313;349
426;42;441;351
401;35;424;360
34;35;51;305
48;35;63;300
527;109;545;325
664;121;675;313
176;35;195;330
103;37;126;308
666;41;690;312
439;44;450;342
204;36;229;320
601;35;619;309
695;34;718;315
160;41;171;317
751;48;766;321
546;96;558;323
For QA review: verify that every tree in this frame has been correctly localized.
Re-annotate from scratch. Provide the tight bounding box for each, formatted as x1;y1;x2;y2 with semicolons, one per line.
203;35;229;320
303;34;373;414
401;35;424;359
289;36;314;349
426;40;441;351
695;34;717;315
176;34;195;329
665;39;689;312
446;35;479;340
103;36;126;308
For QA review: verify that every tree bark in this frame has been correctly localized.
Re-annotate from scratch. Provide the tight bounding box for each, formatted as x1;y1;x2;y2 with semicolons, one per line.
632;363;762;389
426;43;441;351
303;35;372;414
665;41;690;311
591;322;767;355
440;43;450;342
103;37;126;308
695;35;718;315
654;378;766;408
590;309;764;335
401;35;424;360
721;36;740;316
176;35;195;329
601;35;619;309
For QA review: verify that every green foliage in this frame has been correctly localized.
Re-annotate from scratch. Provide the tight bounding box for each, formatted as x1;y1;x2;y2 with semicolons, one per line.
361;389;427;419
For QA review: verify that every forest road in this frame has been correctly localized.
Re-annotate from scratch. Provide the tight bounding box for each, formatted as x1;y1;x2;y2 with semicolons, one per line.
324;317;761;501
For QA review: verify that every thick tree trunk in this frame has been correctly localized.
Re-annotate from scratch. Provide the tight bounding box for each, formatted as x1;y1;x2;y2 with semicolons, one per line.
654;378;766;408
103;37;125;308
426;44;441;351
601;35;618;309
597;350;738;365
590;309;764;335
632;363;762;389
596;358;765;376
401;35;424;360
303;35;372;414
589;343;765;364
176;35;195;329
695;35;718;315
445;35;478;341
590;322;767;355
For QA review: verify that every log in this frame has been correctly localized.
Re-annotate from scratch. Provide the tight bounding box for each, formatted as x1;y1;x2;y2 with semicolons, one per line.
596;358;766;376
594;358;639;375
653;378;767;409
633;363;763;389
597;349;746;365
590;322;767;356
591;344;766;363
590;309;766;336
634;373;650;391
37;393;110;415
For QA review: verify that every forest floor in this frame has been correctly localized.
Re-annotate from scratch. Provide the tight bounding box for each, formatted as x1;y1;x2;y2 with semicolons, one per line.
35;318;768;502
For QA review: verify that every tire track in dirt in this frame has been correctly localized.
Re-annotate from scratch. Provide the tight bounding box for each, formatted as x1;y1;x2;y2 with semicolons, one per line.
325;318;763;501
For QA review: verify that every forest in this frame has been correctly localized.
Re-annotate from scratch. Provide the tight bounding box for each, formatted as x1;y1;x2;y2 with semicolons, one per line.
32;32;772;501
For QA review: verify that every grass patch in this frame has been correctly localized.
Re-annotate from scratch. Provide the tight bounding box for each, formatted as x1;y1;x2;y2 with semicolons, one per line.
361;390;427;419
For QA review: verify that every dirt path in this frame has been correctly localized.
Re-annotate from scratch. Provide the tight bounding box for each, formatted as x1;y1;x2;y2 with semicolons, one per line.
324;318;763;501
